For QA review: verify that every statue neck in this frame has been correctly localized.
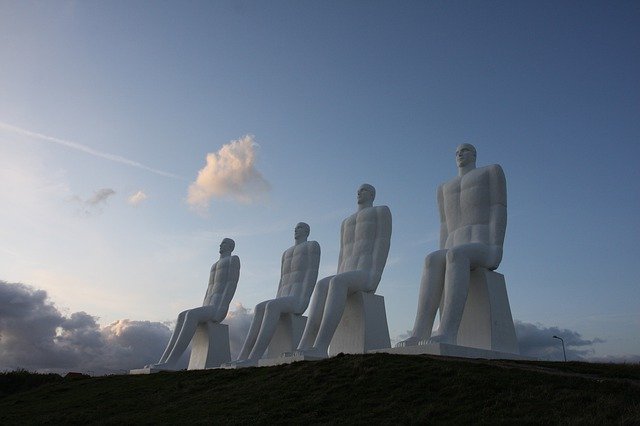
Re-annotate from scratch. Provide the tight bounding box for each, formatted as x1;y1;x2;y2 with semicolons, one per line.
358;202;373;211
458;163;476;177
295;236;308;245
219;252;231;260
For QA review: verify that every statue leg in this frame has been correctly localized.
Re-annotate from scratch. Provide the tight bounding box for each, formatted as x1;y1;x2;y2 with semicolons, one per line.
430;243;490;345
163;306;214;366
297;276;333;350
397;250;447;347
311;270;369;355
248;297;296;360
237;301;267;361
158;311;187;364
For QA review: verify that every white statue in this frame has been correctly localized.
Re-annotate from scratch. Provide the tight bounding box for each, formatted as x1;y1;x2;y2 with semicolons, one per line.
398;143;507;346
232;223;320;367
149;238;240;370
295;184;392;359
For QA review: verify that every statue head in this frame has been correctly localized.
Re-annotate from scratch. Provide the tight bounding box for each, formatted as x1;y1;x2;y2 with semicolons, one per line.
294;222;310;241
455;143;477;169
357;183;376;205
219;238;235;255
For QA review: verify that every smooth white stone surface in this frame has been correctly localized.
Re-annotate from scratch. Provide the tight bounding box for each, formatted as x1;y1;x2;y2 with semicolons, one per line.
188;321;231;369
455;268;518;353
265;313;307;359
296;184;392;359
130;238;239;374
372;343;531;361
399;144;517;352
129;367;163;375
234;223;320;366
328;292;390;356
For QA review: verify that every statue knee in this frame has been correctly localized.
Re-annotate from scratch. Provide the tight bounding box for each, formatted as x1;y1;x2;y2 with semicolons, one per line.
264;302;280;317
446;248;467;265
424;252;442;269
316;277;331;292
255;301;268;313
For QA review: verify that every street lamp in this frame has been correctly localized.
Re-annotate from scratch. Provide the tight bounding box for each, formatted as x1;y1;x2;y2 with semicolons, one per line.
553;335;566;362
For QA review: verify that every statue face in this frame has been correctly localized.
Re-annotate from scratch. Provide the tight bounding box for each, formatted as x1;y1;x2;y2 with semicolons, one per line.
294;222;309;240
456;144;476;168
219;238;234;254
357;184;375;205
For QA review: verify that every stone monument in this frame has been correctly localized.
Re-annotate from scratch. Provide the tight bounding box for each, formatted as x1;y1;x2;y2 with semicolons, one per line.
227;222;320;368
131;238;240;373
293;183;392;359
396;144;518;354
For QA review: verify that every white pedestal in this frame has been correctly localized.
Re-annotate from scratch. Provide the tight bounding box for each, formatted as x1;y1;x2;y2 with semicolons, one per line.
372;343;532;360
265;313;307;359
455;268;519;354
188;321;231;370
328;292;391;356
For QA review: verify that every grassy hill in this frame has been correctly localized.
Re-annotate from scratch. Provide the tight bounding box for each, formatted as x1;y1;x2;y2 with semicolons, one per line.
1;353;639;424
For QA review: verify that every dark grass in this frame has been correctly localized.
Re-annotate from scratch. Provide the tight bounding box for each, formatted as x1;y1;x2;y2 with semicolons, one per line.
0;369;64;399
1;354;639;424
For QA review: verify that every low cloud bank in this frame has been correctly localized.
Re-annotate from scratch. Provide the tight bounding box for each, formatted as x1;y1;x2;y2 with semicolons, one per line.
3;280;631;372
514;321;604;361
0;280;253;375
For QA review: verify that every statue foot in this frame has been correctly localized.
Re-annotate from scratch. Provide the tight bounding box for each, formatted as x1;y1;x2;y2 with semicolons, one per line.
395;336;421;348
292;347;328;359
425;334;456;345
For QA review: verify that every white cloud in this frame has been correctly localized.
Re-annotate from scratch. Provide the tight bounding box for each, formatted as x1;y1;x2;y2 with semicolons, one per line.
187;135;270;211
128;190;148;206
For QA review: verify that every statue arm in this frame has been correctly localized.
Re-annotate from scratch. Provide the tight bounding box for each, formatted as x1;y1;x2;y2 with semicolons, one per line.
337;220;346;273
275;251;286;298
371;206;392;286
489;165;507;247
214;256;240;321
299;242;321;312
437;184;448;250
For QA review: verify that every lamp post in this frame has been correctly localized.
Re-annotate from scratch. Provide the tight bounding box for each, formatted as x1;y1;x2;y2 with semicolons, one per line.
553;335;566;362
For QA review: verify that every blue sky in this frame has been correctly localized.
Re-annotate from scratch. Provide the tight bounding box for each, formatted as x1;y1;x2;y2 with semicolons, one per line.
1;1;638;365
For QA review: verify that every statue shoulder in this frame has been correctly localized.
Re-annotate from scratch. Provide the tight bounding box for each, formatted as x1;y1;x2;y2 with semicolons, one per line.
230;255;240;268
484;163;504;175
306;240;321;254
375;205;392;221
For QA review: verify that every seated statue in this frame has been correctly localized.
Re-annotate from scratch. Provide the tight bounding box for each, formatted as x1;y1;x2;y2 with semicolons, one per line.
148;238;240;370
397;143;507;346
231;222;320;367
295;183;392;359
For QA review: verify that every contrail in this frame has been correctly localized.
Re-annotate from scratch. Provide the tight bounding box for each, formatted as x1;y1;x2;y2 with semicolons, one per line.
0;121;183;180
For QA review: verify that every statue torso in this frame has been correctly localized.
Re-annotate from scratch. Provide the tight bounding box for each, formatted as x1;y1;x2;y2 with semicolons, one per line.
203;256;238;306
441;165;496;249
338;206;389;274
278;241;320;300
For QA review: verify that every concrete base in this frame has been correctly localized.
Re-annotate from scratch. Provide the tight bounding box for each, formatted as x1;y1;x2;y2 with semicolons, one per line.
188;321;231;369
129;367;164;375
328;292;391;356
372;343;532;360
454;268;519;354
259;353;325;367
265;313;307;359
